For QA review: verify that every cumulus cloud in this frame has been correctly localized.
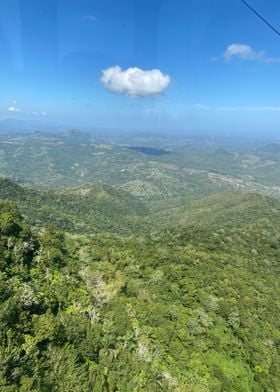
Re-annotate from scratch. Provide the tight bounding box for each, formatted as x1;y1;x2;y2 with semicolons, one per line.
8;105;47;116
100;66;171;97
224;43;280;63
224;44;259;61
8;106;21;112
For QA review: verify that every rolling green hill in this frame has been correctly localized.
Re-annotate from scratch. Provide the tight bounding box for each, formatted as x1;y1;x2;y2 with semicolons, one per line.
149;190;280;229
2;176;280;237
2;132;280;206
0;177;149;234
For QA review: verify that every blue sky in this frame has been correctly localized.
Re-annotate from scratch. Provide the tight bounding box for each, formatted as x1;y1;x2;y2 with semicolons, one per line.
0;0;280;134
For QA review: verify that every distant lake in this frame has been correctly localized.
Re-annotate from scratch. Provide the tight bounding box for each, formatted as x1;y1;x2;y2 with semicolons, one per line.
127;146;171;156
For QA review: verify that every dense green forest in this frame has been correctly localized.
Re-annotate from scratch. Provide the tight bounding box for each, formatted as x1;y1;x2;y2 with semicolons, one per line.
1;184;280;390
0;178;148;235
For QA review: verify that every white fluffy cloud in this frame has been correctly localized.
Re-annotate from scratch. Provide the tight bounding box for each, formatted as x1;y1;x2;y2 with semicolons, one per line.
8;106;21;112
224;44;260;61
224;43;280;63
7;106;47;116
100;66;171;97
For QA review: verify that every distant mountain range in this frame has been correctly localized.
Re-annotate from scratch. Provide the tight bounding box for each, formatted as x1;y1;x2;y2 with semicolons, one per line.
0;119;66;134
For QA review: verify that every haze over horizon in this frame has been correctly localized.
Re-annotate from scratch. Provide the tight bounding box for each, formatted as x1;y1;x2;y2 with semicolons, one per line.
0;0;280;134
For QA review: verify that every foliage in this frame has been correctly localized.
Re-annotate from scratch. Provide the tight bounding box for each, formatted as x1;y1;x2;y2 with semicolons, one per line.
0;178;148;235
1;194;280;390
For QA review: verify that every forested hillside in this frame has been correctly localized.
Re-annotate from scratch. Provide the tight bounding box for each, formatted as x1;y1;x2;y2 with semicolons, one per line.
150;191;280;229
0;178;148;235
1;192;280;391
